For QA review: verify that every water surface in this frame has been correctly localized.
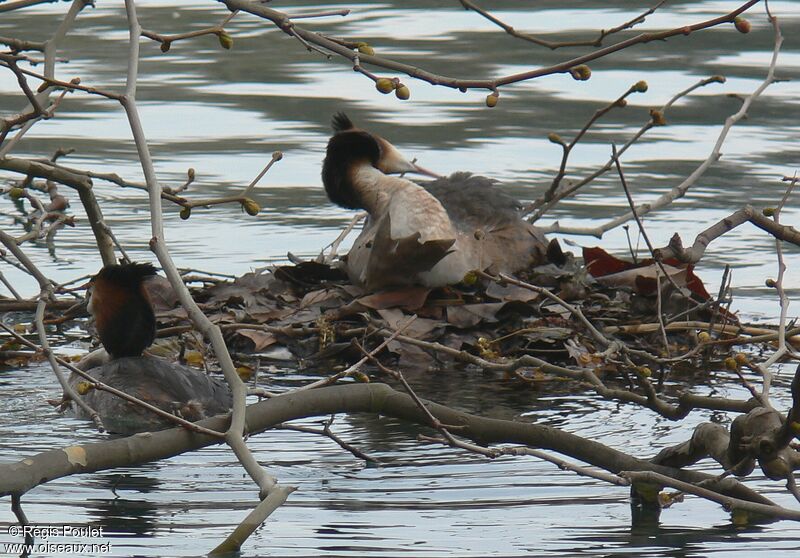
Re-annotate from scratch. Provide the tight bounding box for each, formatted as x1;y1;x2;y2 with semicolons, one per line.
1;1;800;556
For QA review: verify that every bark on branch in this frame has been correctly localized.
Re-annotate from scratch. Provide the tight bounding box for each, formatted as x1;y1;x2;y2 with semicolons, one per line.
0;383;774;508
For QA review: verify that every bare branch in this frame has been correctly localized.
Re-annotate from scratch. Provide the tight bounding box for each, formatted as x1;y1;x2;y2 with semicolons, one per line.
547;11;782;236
458;0;667;50
220;0;760;92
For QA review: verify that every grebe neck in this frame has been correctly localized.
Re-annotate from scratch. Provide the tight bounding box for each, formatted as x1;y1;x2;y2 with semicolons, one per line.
349;163;424;216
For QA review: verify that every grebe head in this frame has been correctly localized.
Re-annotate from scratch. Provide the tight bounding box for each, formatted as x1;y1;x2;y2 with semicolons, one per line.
322;112;439;209
87;262;158;359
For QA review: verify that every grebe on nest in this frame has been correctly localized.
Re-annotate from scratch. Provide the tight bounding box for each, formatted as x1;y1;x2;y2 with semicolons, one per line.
321;113;548;291
71;262;231;434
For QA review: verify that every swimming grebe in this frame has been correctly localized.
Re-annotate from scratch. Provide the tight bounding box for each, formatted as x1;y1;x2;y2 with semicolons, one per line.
71;262;232;434
321;113;549;290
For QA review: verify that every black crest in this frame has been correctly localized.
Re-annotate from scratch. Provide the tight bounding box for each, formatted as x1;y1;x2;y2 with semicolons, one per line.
332;112;355;132
94;261;158;287
322;114;381;210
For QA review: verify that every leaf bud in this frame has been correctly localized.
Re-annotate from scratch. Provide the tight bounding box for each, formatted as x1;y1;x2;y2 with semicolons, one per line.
218;31;234;50
356;42;374;56
462;271;478;286
724;357;738;371
76;381;94;395
734;353;748;365
547;132;563;144
569;65;591;81
179;206;191;220
236;365;254;381
765;278;777;288
395;84;410;100
9;187;25;200
649;109;666;126
762;207;775;217
241;198;260;216
632;80;648;93
697;331;711;343
734;17;751;34
160;40;171;53
485;92;499;107
376;78;394;94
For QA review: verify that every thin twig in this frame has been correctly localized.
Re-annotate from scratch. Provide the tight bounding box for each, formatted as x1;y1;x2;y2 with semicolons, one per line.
459;0;667;50
273;417;381;464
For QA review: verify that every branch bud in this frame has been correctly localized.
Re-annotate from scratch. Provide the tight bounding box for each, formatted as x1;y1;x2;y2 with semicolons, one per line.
765;278;777;288
395;84;410;100
236;366;254;381
762;207;775;217
76;381;94;395
547;132;564;145
724;357;738;371
734;17;751;34
179;206;191;220
462;271;478;286
241;198;260;216
649;109;666;126
697;331;711;343
632;80;648;93
375;78;394;94
217;31;234;50
160;40;171;53
734;353;748;365
9;187;25;200
356;42;374;56
569;65;591;81
187;167;196;180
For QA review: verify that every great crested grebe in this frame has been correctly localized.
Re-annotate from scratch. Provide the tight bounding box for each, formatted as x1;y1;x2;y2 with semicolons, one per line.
71;262;232;434
321;113;549;291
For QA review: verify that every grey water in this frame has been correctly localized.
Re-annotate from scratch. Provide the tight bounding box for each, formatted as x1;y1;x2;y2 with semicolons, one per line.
1;0;800;556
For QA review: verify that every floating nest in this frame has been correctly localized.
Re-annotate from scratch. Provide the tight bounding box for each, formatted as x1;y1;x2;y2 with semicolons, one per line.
124;245;756;388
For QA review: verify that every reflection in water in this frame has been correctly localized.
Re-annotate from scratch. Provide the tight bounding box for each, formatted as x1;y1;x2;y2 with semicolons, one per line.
2;0;800;556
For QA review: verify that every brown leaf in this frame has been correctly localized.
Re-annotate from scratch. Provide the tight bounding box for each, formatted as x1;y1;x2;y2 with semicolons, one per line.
446;303;505;328
300;288;340;308
236;329;277;352
377;308;442;339
357;287;431;310
485;281;539;303
362;212;454;290
584;246;710;300
564;338;601;368
595;264;687;294
206;271;276;306
144;275;179;312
